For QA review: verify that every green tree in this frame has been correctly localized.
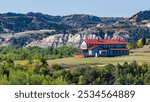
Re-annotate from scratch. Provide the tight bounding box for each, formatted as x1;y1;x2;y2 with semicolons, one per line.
137;39;144;48
78;75;85;85
142;37;146;45
126;42;135;50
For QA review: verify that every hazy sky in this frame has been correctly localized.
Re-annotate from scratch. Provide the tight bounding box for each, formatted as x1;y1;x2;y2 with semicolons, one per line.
0;0;150;17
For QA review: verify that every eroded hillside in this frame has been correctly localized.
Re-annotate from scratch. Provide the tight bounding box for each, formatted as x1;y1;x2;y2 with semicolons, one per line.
0;11;150;47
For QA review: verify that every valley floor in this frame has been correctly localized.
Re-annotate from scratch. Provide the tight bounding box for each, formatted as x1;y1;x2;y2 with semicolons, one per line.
47;52;150;67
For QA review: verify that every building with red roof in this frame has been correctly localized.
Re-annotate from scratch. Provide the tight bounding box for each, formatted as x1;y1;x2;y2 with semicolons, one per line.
80;39;129;57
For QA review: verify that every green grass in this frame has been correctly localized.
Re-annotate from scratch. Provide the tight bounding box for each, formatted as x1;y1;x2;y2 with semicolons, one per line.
47;52;150;66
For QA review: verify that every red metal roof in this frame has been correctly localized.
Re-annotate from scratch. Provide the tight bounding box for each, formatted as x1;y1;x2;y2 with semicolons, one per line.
74;54;84;58
111;48;128;50
80;46;97;50
83;39;127;45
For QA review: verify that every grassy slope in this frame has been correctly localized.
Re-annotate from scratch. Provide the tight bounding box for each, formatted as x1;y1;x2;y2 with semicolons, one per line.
131;45;150;53
47;52;150;66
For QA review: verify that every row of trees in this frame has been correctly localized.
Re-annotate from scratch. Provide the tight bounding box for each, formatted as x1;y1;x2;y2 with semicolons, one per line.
0;60;150;85
0;45;79;61
127;38;149;50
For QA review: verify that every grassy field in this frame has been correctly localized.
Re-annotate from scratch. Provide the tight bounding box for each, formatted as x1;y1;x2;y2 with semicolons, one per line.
47;52;150;67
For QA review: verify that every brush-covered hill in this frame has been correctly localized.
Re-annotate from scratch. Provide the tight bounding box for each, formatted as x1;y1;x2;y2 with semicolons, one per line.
129;10;150;22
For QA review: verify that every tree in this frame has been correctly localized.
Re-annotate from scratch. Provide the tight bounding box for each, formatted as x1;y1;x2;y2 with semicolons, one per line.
9;70;28;85
142;37;146;45
127;42;135;50
29;74;45;85
137;39;144;48
78;75;85;85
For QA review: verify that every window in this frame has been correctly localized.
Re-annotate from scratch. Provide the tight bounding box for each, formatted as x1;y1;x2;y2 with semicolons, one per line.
111;45;114;48
99;50;101;54
114;50;116;54
81;45;86;48
89;50;92;55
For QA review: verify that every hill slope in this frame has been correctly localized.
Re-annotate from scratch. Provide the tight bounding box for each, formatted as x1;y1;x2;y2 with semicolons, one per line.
0;11;150;47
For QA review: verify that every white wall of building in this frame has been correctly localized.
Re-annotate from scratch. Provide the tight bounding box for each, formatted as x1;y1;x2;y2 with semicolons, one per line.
80;41;87;49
